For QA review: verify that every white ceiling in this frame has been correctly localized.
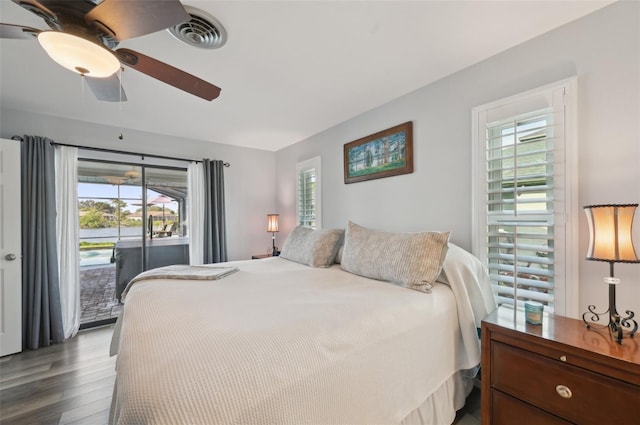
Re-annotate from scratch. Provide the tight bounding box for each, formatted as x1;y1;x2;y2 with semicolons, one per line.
0;0;613;151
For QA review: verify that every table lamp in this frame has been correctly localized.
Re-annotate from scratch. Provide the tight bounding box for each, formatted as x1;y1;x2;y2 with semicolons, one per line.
267;214;280;256
583;204;639;343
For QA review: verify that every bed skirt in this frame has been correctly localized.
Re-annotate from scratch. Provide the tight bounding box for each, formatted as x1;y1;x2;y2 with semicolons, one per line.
399;369;474;425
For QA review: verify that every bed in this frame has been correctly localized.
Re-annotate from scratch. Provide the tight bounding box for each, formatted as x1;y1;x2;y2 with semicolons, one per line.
109;222;496;425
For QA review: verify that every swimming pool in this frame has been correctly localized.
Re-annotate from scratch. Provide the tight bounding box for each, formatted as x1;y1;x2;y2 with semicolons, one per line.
79;248;113;267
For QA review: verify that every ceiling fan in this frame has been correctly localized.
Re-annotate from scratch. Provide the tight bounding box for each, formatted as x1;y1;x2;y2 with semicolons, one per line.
0;0;221;102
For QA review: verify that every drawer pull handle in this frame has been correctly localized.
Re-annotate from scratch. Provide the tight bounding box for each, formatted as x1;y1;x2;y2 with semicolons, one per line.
556;385;572;399
560;355;567;362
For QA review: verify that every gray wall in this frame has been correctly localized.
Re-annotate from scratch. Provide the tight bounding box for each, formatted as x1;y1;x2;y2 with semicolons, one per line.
275;2;640;317
2;2;637;317
0;108;276;261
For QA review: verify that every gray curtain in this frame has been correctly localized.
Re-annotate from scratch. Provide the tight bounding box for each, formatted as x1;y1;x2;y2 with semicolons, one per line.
203;159;227;263
21;135;64;349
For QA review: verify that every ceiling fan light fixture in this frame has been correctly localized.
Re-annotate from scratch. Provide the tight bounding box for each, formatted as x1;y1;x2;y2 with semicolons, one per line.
37;31;120;78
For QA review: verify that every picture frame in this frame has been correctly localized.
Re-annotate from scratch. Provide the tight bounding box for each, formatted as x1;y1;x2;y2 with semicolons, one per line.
343;121;413;184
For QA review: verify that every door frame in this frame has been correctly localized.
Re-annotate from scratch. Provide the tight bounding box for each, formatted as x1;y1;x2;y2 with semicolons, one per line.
1;138;22;356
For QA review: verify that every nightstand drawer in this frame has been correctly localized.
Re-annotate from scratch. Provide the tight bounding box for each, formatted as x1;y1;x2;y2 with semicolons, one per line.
492;341;639;424
492;390;570;425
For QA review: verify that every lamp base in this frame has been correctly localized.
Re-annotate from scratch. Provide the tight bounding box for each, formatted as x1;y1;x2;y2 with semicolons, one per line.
582;305;637;344
271;233;278;256
582;282;638;344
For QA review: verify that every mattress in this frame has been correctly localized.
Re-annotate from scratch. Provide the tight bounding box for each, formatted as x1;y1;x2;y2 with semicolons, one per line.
110;248;493;424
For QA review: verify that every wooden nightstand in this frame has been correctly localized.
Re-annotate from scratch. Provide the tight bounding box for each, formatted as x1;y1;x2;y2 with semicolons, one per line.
252;252;280;259
481;306;640;425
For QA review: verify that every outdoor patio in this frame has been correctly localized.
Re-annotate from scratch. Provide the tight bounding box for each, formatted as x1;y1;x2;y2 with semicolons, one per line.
80;264;122;325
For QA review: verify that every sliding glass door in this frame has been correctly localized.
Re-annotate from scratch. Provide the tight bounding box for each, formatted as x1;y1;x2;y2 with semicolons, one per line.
143;166;189;274
77;162;142;326
77;160;188;328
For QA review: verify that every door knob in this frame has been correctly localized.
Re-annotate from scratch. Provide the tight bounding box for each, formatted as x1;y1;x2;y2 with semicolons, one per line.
5;254;16;261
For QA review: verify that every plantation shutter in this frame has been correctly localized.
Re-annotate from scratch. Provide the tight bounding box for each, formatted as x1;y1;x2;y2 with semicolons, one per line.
296;157;322;229
298;168;316;228
486;108;556;307
475;84;571;313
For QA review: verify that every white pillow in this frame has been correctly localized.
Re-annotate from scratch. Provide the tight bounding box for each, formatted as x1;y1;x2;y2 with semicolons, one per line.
341;221;450;293
436;243;497;327
280;226;344;267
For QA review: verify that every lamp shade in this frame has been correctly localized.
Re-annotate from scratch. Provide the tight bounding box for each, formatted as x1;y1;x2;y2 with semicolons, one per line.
38;31;120;78
267;214;279;233
584;204;640;263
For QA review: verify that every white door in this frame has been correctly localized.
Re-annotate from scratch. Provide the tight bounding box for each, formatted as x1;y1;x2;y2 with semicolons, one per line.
0;138;22;356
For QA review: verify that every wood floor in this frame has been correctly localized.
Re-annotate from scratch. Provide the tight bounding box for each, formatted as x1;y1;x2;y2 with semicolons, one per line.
453;386;481;425
0;325;116;425
1;325;481;425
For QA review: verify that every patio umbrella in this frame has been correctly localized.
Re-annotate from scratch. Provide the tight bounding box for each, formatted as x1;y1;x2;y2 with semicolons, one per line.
147;195;174;225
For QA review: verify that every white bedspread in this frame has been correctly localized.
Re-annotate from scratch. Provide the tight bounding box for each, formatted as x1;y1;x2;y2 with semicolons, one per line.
110;257;485;425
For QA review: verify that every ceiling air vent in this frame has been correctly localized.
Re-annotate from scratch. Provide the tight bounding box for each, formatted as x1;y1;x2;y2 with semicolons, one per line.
167;6;227;50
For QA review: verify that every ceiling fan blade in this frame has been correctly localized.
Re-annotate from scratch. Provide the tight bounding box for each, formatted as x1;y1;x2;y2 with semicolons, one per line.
115;48;221;101
85;74;127;102
11;0;57;23
84;0;189;42
0;23;40;39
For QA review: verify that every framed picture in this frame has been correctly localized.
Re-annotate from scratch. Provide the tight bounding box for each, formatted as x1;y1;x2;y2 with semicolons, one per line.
343;121;413;184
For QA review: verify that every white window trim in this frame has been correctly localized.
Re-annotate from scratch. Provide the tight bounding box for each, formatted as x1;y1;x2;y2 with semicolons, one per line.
471;78;579;317
296;156;322;229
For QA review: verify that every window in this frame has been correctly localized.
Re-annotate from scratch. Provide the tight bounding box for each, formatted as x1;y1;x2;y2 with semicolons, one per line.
472;79;578;316
296;156;322;229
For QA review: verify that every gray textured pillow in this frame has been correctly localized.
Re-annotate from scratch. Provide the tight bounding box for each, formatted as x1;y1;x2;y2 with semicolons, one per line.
341;221;450;293
280;226;345;267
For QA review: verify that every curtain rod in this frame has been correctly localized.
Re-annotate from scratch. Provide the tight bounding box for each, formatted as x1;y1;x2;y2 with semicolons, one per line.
11;136;230;167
